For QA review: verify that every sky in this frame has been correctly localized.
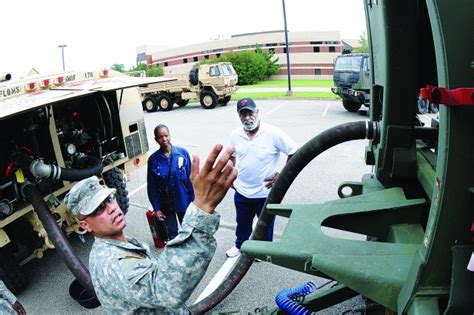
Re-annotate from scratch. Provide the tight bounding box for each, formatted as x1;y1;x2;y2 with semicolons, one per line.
1;0;366;78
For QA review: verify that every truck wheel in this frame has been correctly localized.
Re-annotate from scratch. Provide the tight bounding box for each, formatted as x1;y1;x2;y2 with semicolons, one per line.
189;68;199;85
220;95;231;106
0;251;28;294
176;99;189;107
200;91;218;109
158;94;174;111
342;100;362;112
143;97;158;112
104;168;129;215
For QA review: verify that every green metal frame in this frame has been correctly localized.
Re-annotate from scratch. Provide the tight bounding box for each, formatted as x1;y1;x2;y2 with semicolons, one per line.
239;0;474;313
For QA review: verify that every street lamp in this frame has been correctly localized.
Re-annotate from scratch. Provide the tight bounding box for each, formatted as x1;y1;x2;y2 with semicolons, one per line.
282;0;292;96
58;44;67;71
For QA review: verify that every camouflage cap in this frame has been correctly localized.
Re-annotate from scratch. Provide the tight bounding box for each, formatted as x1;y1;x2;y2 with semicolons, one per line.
64;176;116;217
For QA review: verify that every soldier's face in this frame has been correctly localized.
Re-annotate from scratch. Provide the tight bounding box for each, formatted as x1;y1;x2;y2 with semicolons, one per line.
79;199;126;239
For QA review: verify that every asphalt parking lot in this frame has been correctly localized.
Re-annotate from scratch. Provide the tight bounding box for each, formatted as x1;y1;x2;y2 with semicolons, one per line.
17;99;371;314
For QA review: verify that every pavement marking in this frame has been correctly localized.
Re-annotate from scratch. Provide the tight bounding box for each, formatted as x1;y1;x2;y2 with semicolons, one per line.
322;103;330;117
193;255;240;304
264;103;286;117
129;183;147;197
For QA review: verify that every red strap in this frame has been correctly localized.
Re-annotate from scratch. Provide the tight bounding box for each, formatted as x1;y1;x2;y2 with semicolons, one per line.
420;85;474;106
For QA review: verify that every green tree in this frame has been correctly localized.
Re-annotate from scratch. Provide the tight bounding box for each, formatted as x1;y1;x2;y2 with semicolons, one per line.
146;64;164;77
129;63;148;72
354;33;369;53
127;63;163;77
110;64;126;72
255;45;280;78
225;51;267;85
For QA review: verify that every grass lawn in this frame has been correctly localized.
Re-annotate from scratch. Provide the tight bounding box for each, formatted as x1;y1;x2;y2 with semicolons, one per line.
233;91;339;100
242;79;334;88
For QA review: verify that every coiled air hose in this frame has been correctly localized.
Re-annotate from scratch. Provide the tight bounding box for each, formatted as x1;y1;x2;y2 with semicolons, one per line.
275;282;316;315
190;121;379;314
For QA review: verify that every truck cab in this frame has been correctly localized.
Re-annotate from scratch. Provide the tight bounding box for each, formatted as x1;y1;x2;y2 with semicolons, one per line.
331;53;370;112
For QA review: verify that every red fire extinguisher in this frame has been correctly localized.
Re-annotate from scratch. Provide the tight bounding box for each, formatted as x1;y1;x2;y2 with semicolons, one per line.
146;209;168;249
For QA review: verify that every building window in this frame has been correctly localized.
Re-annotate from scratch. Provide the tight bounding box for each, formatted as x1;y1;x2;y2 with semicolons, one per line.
216;53;221;58
164;62;168;67
311;41;323;45
329;46;336;52
269;48;275;53
193;56;198;62
313;47;320;53
204;55;209;59
283;47;287;53
265;43;277;47
315;69;322;75
183;58;188;64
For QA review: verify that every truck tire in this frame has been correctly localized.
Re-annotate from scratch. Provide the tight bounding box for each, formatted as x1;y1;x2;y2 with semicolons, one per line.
0;251;28;294
103;168;129;215
189;68;199;85
342;100;362;112
200;91;218;109
158;94;174;111
176;99;189;107
220;95;231;106
143;97;158;112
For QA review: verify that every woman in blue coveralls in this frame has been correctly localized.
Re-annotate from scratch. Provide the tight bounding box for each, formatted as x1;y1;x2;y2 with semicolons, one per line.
147;124;194;240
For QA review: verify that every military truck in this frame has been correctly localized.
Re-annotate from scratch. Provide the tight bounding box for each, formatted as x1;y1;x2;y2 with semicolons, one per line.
0;69;170;295
139;62;238;112
331;53;370;112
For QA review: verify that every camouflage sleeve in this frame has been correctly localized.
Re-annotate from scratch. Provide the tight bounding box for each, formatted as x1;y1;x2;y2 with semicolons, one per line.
120;203;220;310
0;280;17;305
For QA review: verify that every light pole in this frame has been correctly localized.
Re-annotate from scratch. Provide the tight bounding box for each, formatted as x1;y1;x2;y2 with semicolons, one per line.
58;44;67;71
282;0;292;96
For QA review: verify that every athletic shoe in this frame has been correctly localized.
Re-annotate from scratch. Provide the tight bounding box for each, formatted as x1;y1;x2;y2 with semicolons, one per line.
226;245;241;257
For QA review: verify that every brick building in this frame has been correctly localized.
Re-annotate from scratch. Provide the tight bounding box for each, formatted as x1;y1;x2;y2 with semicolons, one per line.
137;30;355;80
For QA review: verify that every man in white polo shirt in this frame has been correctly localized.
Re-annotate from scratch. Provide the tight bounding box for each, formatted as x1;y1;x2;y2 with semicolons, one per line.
226;98;298;258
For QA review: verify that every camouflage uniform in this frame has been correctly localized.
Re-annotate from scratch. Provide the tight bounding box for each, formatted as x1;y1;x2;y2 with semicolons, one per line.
0;280;17;315
89;203;220;314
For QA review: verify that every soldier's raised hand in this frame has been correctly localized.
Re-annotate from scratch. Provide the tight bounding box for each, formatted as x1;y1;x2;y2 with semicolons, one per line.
191;144;237;213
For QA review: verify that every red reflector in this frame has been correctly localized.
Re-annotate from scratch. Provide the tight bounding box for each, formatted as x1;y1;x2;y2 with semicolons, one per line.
25;82;37;91
100;69;109;77
134;158;140;165
54;77;65;85
41;79;51;88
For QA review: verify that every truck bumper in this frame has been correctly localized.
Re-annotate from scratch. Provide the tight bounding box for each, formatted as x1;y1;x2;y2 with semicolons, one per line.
332;87;368;104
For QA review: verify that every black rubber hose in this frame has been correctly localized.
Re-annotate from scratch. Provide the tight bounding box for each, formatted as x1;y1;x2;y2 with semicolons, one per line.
30;156;103;181
59;156;103;181
189;121;379;314
22;182;96;298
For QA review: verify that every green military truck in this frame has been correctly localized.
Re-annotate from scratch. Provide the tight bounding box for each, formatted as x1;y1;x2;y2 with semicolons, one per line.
140;62;238;112
331;53;370;112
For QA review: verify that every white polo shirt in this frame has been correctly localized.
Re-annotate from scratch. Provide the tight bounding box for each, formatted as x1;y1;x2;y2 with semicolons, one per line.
229;122;298;199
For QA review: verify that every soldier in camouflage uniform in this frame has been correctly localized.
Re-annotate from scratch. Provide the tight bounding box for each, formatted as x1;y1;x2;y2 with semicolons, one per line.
0;280;26;315
65;144;237;314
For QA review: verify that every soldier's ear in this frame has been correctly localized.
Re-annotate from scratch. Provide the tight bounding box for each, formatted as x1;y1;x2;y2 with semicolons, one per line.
79;220;93;233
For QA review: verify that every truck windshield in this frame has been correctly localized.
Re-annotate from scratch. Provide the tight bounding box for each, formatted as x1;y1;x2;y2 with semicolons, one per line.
334;56;363;72
222;64;236;76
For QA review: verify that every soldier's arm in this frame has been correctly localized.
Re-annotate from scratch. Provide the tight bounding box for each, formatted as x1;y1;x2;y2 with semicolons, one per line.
121;145;237;309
